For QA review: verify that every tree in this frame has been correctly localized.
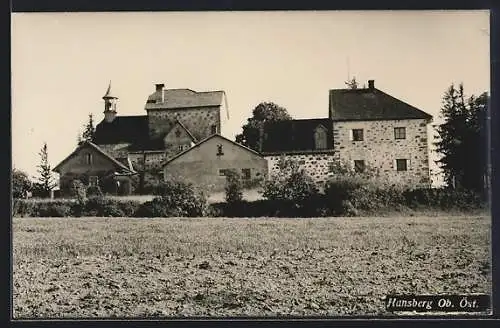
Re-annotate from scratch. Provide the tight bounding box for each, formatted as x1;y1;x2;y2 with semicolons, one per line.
36;142;56;197
12;168;32;198
77;130;83;146
434;83;489;193
235;102;292;152
225;170;243;204
345;76;359;89
81;113;95;142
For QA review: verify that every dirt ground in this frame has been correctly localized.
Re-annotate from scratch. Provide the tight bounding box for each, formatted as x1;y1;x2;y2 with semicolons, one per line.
12;215;491;318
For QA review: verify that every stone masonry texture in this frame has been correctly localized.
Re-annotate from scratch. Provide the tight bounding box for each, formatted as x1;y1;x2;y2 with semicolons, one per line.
332;119;431;187
147;107;221;141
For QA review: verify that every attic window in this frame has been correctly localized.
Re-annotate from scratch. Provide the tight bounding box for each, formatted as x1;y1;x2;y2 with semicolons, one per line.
175;129;181;138
211;125;217;134
217;144;224;156
85;153;92;165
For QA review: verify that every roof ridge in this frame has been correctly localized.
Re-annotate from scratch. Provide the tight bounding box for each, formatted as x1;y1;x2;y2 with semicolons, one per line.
53;141;136;174
162;134;262;167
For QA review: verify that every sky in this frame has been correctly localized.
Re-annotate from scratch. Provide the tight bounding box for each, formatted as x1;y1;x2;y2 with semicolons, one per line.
11;10;490;185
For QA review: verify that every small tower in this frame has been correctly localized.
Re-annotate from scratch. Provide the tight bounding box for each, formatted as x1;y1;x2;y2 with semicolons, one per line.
103;81;118;123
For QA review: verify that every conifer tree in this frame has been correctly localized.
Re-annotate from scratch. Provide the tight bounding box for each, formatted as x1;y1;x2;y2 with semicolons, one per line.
82;113;95;142
36;142;56;196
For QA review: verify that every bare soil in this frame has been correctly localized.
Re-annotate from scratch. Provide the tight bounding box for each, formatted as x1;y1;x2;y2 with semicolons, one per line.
12;215;491;318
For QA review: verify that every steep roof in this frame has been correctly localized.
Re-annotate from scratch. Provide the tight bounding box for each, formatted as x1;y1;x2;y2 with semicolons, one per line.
93;115;149;145
329;85;433;121
168;119;197;142
261;118;334;154
162;134;262;167
145;88;225;110
53;141;136;174
103;81;117;99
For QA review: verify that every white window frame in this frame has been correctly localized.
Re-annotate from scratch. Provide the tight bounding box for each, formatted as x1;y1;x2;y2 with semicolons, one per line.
89;175;99;187
394;127;406;140
394;158;409;171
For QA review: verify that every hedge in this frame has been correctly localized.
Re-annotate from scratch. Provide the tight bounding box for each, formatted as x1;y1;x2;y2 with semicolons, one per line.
12;188;487;218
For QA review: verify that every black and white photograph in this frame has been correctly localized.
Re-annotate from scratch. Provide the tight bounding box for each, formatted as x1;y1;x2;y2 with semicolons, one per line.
11;10;491;318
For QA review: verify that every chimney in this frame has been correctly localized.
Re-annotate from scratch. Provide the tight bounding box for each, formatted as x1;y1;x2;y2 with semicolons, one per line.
368;80;375;90
155;83;165;103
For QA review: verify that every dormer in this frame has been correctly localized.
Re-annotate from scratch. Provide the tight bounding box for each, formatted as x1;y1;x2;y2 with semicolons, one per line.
314;124;328;150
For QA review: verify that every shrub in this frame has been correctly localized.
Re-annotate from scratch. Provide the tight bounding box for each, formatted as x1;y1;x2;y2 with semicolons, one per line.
81;197;141;217
13;169;32;199
70;179;87;205
263;157;319;208
403;188;484;210
12;199;35;217
225;170;243;204
87;186;103;198
138;179;207;217
35;201;72;217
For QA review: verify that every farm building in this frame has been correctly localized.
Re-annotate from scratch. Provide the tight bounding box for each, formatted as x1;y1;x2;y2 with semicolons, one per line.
53;79;433;195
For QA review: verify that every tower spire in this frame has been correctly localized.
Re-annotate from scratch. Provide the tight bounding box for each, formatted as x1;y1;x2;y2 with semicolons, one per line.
103;80;116;99
103;80;118;123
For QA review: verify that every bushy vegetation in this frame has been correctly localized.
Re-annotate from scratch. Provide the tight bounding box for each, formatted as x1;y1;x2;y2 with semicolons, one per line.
12;158;487;218
225;170;243;204
137;179;208;217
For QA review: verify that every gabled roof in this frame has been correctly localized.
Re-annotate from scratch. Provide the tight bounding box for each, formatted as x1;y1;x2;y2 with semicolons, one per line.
261;118;334;154
145;88;225;110
53;141;136;174
93;115;149;145
162;134;263;167
329;86;433;121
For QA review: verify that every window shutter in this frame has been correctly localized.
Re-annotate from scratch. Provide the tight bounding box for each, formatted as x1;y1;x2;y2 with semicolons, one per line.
407;159;411;170
393;159;397;171
349;129;353;141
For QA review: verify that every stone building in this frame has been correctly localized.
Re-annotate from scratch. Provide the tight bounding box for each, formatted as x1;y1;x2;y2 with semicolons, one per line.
54;82;232;195
262;80;433;188
53;79;432;195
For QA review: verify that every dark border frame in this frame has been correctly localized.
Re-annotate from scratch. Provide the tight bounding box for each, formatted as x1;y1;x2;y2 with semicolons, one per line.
6;1;499;327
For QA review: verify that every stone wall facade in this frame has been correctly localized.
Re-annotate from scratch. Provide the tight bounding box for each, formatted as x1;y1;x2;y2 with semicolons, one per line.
265;152;337;187
147;106;221;141
332;119;431;187
97;143;131;160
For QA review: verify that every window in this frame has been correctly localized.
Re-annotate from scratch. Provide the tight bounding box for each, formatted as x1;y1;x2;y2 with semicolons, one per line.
314;125;327;150
211;125;217;134
354;160;365;173
89;176;99;187
178;145;184;151
396;159;408;171
219;169;231;176
352;129;364;141
85;153;92;165
175;129;181;138
394;127;406;140
242;168;251;180
217;144;224;156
